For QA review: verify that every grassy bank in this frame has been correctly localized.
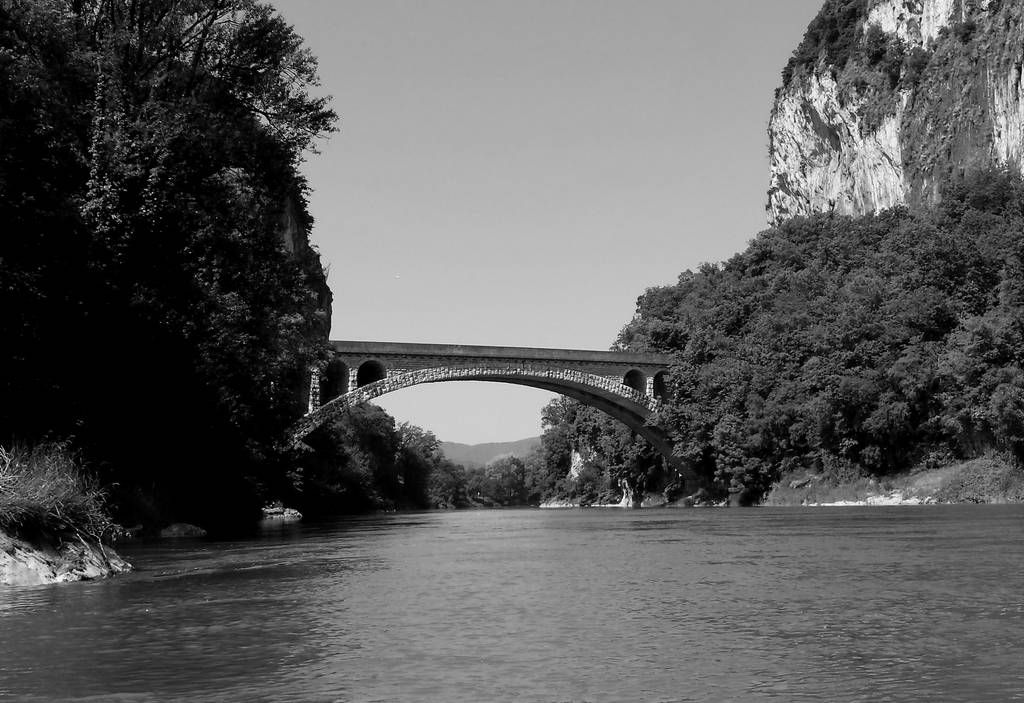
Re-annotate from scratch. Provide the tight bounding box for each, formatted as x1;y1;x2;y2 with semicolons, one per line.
763;456;1024;506
0;442;118;540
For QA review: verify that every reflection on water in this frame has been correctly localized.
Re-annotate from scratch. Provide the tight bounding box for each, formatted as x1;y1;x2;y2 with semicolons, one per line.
2;506;1023;702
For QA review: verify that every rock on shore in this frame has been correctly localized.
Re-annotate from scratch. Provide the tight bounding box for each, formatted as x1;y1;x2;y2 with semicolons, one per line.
0;529;131;586
261;504;302;523
158;522;207;538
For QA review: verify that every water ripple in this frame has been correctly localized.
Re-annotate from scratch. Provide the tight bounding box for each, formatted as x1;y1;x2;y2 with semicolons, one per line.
2;506;1023;702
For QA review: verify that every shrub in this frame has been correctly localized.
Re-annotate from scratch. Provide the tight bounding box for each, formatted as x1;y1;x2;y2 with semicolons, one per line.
954;18;977;43
781;0;872;87
0;442;117;540
933;455;1024;502
902;46;932;87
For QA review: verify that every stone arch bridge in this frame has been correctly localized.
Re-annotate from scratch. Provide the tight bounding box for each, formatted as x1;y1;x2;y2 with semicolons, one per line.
291;340;676;462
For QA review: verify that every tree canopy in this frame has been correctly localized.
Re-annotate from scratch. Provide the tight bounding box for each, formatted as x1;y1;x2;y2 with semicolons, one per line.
609;168;1024;503
1;0;336;527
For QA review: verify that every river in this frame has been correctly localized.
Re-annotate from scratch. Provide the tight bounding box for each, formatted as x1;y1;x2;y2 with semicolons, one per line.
1;506;1023;702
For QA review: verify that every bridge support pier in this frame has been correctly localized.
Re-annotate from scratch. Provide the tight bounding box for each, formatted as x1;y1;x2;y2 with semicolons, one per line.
308;367;321;415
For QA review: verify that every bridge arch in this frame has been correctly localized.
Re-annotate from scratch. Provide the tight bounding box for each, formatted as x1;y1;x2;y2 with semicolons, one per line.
623;369;647;394
292;365;677;465
356;359;387;387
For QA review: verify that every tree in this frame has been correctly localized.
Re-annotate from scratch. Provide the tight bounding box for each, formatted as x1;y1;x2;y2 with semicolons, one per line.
396;423;445;507
0;0;337;527
427;460;468;509
485;456;528;506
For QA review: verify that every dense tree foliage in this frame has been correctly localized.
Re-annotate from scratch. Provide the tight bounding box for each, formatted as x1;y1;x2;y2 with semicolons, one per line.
296;404;547;512
293;405;465;514
779;0;939;102
0;0;335;528
613;168;1024;503
779;0;989;116
522;397;677;507
466;456;528;506
293;398;653;512
781;0;870;87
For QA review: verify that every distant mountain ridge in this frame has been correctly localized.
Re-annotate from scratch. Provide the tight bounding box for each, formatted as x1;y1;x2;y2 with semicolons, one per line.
440;437;540;468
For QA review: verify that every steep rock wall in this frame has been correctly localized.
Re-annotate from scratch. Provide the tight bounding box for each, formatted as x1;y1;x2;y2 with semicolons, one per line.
768;0;1023;224
278;193;332;339
768;72;907;221
866;0;962;45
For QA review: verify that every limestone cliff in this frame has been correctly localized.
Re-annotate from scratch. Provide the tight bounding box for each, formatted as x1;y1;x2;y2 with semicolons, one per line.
768;0;1024;224
279;193;332;341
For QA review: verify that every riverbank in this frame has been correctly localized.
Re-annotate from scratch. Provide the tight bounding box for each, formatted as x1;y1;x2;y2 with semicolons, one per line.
539;493;695;509
763;456;1024;506
538;457;1024;509
1;528;131;586
0;443;131;585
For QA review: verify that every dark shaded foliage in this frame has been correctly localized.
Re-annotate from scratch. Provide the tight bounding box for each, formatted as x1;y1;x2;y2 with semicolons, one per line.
779;0;935;103
615;168;1024;502
0;0;336;529
466;456;529;507
294;405;469;514
781;0;870;87
523;397;672;506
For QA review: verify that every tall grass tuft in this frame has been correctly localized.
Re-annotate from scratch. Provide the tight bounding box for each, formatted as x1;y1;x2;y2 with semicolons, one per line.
0;441;117;540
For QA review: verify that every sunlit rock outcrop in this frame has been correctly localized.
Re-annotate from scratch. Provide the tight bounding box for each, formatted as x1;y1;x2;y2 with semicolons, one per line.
768;0;1023;224
1;529;131;586
768;72;907;222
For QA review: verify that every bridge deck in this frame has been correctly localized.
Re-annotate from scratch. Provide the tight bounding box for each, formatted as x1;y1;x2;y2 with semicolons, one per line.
330;340;671;368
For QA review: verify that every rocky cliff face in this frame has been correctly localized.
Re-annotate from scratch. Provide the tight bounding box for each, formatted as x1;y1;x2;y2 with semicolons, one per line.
768;0;1024;224
278;194;333;338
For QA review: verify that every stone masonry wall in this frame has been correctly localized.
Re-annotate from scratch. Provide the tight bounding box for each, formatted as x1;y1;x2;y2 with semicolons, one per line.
293;365;661;445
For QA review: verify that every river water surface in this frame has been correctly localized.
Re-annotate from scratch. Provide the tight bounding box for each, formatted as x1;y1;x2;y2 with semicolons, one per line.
2;506;1023;702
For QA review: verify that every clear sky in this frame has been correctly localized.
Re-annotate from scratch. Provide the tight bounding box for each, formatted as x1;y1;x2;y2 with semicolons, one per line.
271;0;824;444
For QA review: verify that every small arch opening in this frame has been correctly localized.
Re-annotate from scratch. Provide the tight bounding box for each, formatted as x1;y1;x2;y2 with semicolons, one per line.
623;369;647;394
357;359;387;387
319;359;349;404
653;371;670;401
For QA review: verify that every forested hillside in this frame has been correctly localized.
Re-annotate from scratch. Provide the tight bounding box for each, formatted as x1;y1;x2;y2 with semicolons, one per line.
529;170;1024;505
8;0;1023;523
515;0;1024;507
0;0;335;528
439;437;540;469
619;169;1024;503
